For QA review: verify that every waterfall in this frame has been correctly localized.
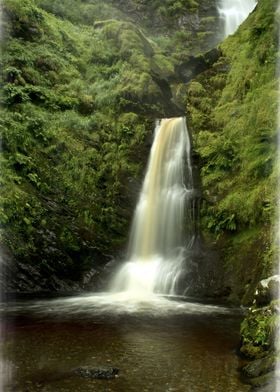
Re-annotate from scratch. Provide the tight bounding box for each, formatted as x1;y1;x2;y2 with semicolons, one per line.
110;117;194;298
218;0;257;37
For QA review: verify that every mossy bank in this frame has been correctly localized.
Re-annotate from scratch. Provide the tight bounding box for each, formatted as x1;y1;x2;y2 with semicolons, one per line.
187;0;279;305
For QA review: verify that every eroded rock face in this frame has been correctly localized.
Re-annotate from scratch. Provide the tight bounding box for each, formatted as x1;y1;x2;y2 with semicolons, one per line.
1;248;109;294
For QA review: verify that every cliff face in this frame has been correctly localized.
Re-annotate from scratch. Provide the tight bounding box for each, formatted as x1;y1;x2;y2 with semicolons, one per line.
1;0;277;300
105;0;221;54
1;0;219;292
187;0;278;304
38;0;220;61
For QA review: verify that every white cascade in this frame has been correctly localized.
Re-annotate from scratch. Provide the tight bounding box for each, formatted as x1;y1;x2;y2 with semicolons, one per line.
110;117;194;298
218;0;257;37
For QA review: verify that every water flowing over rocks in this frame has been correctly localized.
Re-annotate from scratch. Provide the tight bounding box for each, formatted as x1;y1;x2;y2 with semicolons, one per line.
187;0;277;306
218;0;257;37
110;117;195;296
0;0;279;390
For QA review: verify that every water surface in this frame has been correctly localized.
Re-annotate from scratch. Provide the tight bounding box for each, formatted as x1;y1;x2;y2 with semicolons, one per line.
1;294;250;391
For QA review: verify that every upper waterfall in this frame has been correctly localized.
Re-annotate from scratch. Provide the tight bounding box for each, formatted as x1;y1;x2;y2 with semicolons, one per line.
218;0;257;37
110;117;194;297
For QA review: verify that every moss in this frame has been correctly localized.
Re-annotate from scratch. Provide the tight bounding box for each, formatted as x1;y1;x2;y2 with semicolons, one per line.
240;303;278;358
2;0;166;283
242;353;276;379
187;0;278;303
248;372;276;389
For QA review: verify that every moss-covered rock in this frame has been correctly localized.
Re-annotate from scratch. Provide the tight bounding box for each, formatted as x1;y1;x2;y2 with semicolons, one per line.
240;304;277;358
2;0;278;301
0;0;220;291
239;296;279;390
186;0;278;304
0;0;158;290
249;371;276;390
242;353;275;379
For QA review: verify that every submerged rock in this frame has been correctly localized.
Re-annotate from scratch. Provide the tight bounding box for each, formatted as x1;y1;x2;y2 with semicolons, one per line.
74;366;119;379
29;366;119;385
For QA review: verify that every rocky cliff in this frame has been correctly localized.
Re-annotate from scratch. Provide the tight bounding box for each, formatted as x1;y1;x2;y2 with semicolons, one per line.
1;0;278;305
1;0;219;292
187;0;278;304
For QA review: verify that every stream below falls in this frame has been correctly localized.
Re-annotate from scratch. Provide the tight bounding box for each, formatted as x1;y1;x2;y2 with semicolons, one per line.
1;294;250;392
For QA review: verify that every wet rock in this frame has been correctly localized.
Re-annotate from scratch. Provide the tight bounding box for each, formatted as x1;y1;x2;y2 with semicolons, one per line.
254;275;280;306
82;268;99;286
242;354;275;378
249;371;276;389
74;366;119;379
251;382;277;392
252;383;277;392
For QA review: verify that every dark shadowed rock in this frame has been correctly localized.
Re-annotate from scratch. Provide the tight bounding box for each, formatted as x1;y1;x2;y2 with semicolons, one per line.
252;383;277;392
174;48;222;83
242;354;275;378
248;371;277;389
30;366;120;385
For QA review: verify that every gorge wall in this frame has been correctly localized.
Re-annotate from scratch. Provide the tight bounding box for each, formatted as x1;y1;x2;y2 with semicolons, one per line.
187;0;278;304
0;0;219;292
1;0;278;304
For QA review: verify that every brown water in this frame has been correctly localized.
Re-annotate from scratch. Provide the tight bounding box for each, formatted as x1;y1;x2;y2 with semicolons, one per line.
1;294;250;392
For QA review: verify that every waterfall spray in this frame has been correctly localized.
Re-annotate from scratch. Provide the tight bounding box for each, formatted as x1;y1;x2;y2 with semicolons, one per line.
218;0;257;37
110;117;194;298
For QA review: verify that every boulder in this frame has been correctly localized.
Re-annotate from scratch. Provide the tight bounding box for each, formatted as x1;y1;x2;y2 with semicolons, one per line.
254;275;280;306
242;354;275;378
249;371;278;390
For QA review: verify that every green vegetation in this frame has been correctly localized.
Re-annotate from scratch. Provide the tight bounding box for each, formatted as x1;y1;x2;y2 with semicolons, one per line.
37;0;219;64
1;0;279;384
240;302;278;358
1;0;175;283
1;0;278;303
187;0;278;304
0;0;222;288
